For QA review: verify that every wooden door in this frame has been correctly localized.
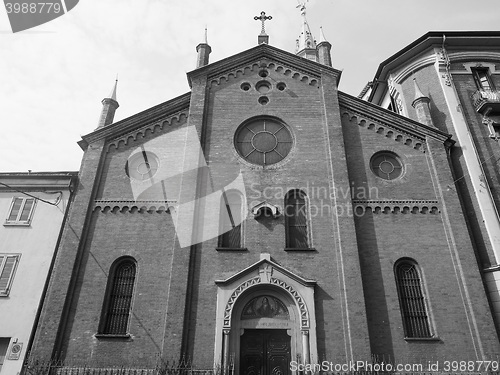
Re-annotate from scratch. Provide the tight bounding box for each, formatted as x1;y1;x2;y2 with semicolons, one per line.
240;329;290;375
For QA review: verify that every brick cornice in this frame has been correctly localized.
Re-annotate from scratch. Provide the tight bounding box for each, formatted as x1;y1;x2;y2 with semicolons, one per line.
339;91;452;145
79;92;191;150
187;43;341;87
352;199;441;214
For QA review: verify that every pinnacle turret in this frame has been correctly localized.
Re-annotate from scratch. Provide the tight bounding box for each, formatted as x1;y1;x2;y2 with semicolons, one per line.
196;27;212;68
317;26;332;67
411;78;435;127
97;79;119;129
295;3;317;61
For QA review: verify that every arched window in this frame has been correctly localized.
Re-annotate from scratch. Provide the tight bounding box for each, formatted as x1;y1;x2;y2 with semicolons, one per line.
218;191;243;249
394;259;432;338
285;190;309;249
99;257;136;335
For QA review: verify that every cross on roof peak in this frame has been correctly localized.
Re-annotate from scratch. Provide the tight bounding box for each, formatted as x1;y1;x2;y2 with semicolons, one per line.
254;11;272;35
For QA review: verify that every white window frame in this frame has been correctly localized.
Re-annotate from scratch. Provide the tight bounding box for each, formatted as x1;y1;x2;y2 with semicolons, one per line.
0;254;21;296
4;197;36;225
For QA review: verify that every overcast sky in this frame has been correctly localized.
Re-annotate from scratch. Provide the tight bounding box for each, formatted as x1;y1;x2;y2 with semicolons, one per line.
1;0;499;172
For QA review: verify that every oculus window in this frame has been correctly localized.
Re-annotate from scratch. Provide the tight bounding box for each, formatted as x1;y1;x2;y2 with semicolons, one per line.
125;151;159;181
370;152;403;180
235;117;292;166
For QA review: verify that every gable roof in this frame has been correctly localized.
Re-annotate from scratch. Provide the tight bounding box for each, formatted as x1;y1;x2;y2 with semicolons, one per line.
215;257;316;287
79;43;340;150
187;42;341;86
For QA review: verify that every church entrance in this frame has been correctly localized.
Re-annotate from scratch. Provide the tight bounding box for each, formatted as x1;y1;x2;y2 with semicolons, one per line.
240;329;291;375
216;263;319;375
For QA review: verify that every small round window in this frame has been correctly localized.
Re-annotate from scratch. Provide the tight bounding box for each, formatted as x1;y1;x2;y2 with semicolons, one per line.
235;117;293;166
125;151;159;181
370;152;403;180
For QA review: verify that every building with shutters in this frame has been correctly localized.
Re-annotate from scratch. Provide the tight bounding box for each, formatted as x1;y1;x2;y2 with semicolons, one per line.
26;12;500;375
0;172;76;374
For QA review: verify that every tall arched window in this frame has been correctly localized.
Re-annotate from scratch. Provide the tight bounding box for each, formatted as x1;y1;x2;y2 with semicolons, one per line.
218;191;243;249
99;257;137;335
394;259;432;338
285;190;309;249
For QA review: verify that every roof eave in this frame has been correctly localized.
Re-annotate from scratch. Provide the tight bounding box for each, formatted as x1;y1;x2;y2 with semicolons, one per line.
79;92;191;149
339;91;452;144
368;31;500;102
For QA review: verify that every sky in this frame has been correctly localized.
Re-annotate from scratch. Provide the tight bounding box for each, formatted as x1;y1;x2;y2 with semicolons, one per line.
0;0;499;172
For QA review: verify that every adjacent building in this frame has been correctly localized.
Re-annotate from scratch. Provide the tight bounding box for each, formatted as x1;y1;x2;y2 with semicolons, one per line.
0;172;76;374
364;31;500;335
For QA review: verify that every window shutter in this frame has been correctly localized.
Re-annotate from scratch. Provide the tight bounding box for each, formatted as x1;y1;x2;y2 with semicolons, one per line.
19;199;34;222
0;338;9;369
0;255;19;294
6;197;35;224
7;198;22;222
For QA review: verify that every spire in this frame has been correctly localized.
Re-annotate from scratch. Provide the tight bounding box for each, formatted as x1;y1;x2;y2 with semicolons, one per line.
196;27;211;68
109;76;118;101
319;26;327;43
97;78;119;129
316;26;332;67
412;78;427;103
295;2;317;61
411;78;435;127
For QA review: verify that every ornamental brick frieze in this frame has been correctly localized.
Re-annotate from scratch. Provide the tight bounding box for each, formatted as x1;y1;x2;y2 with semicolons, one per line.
209;60;319;88
341;110;426;152
93;200;176;213
352;200;440;215
107;111;188;151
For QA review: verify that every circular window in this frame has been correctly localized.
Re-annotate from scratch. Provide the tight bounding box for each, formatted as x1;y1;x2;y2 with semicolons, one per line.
370;152;403;180
276;82;286;91
125;151;159;181
258;96;269;105
240;82;251;91
256;80;271;94
235;118;293;166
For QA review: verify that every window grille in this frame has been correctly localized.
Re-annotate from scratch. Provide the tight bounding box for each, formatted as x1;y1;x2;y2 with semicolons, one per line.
235;117;292;166
101;259;136;335
285;191;308;249
395;260;431;338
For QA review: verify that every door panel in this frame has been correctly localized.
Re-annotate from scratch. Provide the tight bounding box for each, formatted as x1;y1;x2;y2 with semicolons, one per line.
240;330;290;375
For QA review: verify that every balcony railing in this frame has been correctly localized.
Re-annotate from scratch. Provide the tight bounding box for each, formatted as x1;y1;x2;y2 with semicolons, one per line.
472;89;500;115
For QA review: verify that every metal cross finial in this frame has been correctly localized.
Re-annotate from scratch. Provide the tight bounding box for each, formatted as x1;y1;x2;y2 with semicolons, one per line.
254;11;272;35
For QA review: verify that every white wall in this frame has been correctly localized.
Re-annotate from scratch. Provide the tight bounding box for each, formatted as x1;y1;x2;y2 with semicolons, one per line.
0;180;72;375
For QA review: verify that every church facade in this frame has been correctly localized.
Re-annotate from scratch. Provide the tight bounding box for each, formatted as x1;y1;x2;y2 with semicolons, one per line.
27;17;500;374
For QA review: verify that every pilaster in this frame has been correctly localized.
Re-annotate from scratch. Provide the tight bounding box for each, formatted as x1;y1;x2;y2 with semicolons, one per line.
321;71;371;361
30;138;107;360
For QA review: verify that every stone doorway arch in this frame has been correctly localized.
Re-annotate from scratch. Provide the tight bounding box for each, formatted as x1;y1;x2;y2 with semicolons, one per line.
214;257;317;375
